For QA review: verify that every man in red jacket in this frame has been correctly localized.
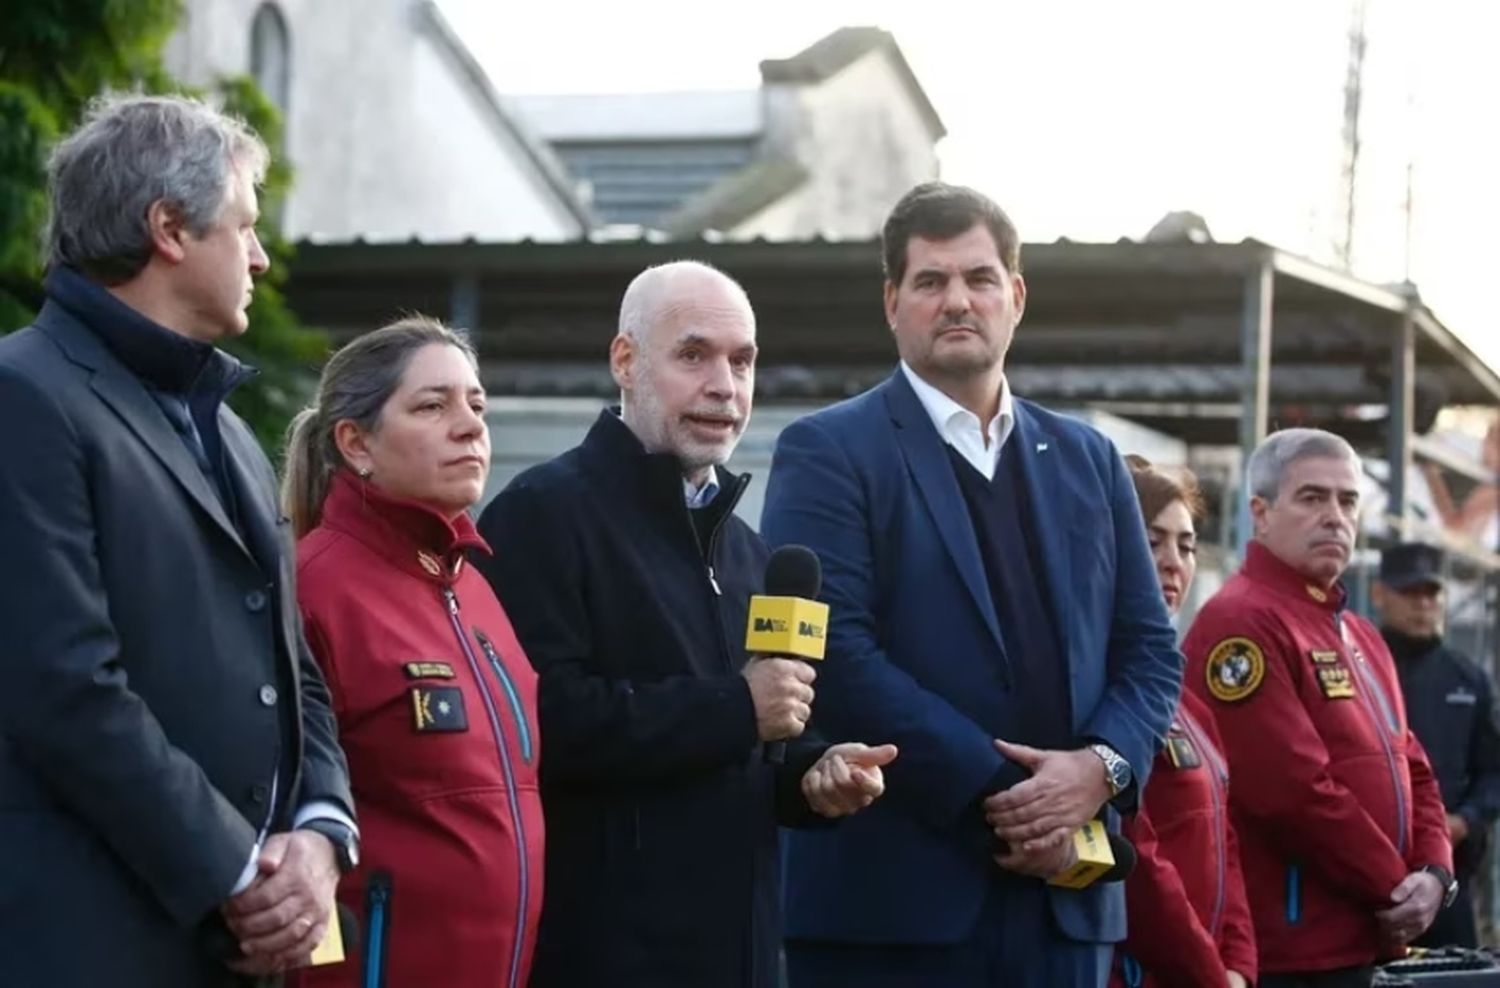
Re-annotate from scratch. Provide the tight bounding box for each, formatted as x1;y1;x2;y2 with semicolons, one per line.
1184;428;1453;988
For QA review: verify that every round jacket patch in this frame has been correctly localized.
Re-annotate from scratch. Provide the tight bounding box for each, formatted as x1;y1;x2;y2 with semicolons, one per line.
1205;637;1266;703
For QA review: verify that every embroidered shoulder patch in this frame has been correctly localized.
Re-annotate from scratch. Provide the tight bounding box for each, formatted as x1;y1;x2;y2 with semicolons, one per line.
1205;637;1266;703
1317;665;1356;699
411;686;468;732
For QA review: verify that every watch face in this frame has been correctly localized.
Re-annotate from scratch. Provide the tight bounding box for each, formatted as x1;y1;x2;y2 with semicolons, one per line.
1093;745;1127;792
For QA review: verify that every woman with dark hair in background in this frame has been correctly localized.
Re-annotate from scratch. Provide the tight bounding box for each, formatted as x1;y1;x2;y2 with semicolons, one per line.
1112;456;1256;988
283;317;542;988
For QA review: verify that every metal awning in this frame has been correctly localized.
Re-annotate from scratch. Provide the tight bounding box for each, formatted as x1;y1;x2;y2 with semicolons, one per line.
283;234;1497;537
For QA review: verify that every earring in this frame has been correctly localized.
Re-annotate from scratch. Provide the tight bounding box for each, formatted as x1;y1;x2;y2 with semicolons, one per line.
357;467;372;479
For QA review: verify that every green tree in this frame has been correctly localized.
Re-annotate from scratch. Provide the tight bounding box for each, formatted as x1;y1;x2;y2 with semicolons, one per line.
0;0;179;327
0;1;327;451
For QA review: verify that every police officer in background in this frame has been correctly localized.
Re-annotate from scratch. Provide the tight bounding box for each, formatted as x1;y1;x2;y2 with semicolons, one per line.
1376;541;1500;948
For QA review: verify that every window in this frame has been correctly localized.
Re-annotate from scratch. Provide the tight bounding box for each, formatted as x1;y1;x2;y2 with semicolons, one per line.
249;3;291;113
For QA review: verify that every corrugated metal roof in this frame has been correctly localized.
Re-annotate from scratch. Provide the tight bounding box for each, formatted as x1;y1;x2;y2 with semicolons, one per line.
282;234;1500;407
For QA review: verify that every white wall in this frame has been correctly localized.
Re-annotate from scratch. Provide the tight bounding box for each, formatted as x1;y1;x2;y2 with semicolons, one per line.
165;0;582;242
736;50;941;240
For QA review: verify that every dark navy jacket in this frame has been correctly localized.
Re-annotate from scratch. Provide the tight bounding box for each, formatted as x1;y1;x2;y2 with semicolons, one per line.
1386;628;1500;875
761;371;1183;949
0;269;352;986
475;410;823;988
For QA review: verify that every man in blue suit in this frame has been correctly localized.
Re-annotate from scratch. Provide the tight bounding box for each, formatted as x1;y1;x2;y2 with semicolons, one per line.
761;182;1183;986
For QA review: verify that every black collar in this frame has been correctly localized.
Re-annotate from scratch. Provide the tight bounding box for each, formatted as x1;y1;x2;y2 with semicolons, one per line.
43;265;245;396
582;408;750;520
1382;626;1443;662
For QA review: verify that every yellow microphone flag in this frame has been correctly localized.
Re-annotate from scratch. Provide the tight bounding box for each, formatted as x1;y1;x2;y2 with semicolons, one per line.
308;907;345;966
744;595;829;660
1047;820;1116;889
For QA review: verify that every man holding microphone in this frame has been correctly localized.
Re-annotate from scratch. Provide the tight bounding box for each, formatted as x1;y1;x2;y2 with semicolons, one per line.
476;260;895;988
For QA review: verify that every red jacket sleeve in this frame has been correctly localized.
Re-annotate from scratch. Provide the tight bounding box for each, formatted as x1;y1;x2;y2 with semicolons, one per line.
1121;805;1228;988
1184;605;1410;907
1404;730;1455;874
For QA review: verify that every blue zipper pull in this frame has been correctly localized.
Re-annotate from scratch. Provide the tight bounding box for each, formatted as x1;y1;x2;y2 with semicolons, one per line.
364;871;392;988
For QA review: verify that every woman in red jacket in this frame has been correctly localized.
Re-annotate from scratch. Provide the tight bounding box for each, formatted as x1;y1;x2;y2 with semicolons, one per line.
1112;457;1256;988
281;317;541;988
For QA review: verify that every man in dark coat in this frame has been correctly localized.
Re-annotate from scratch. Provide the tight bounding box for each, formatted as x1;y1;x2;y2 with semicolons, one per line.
476;260;897;987
0;95;355;987
1376;541;1500;948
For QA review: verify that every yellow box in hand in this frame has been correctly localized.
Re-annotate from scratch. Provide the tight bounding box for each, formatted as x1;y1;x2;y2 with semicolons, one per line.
744;596;829;660
1047;820;1116;889
309;908;345;967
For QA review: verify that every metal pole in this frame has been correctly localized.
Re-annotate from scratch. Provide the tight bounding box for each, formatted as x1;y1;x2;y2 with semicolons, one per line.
450;272;480;339
1387;309;1416;538
1236;262;1274;555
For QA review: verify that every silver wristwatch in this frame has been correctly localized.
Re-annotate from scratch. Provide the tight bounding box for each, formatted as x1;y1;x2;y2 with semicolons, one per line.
1089;742;1132;798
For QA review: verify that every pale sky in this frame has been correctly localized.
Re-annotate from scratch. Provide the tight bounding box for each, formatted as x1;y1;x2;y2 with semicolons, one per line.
443;0;1498;373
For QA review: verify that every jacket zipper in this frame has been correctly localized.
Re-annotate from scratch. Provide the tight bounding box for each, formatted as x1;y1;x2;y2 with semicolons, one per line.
443;585;529;988
683;473;747;669
474;628;535;765
363;871;392;988
1335;613;1409;854
1180;711;1229;935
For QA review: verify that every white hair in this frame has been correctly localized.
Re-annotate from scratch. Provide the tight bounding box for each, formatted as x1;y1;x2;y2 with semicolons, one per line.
1247;428;1361;502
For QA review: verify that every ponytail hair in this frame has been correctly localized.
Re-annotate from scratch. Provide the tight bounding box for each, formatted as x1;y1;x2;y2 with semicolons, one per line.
280;315;477;536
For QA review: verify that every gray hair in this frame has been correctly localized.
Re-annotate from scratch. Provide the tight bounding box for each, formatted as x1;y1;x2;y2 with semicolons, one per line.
1246;428;1361;502
617;260;753;342
281;316;477;536
45;92;269;284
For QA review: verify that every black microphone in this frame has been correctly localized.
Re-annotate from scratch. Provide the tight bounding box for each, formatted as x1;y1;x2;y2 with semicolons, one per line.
1098;832;1138;882
745;546;826;765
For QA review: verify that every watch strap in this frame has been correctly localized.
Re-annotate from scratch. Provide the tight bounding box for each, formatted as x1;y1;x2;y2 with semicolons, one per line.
1420;865;1458;908
300;819;358;874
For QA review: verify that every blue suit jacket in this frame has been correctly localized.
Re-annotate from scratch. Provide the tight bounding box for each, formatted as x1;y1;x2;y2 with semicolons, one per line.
760;371;1183;946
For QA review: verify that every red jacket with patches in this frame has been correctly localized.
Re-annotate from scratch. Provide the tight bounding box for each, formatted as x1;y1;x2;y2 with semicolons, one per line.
289;472;543;988
1182;542;1450;975
1111;690;1257;988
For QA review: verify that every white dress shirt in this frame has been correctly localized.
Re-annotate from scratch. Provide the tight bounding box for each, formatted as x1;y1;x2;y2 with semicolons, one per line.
899;362;1015;480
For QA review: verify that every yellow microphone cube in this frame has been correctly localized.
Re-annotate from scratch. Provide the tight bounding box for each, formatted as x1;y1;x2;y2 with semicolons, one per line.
1046;820;1116;889
744;596;829;661
308;907;345;966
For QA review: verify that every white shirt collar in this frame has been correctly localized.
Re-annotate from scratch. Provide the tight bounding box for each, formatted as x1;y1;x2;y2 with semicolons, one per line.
899;362;1014;480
